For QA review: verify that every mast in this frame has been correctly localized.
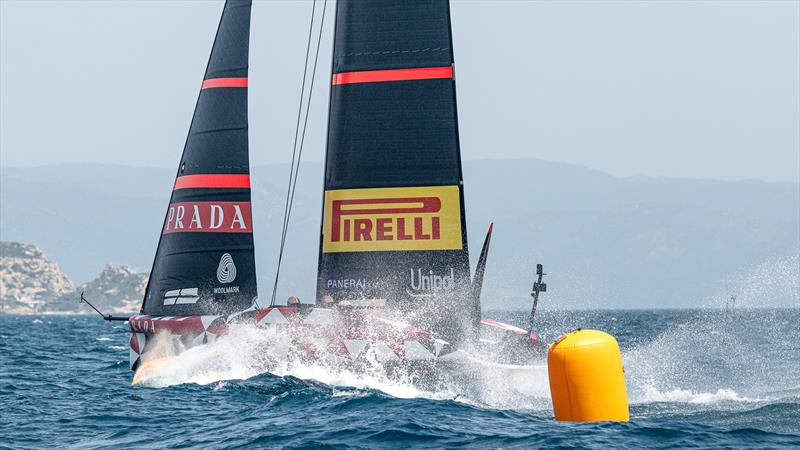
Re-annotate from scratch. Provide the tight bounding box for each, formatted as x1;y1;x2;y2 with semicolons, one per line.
141;0;256;316
317;0;476;343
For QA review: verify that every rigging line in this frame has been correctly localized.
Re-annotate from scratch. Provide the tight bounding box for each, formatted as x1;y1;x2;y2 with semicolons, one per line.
270;0;316;306
284;0;328;245
270;0;326;306
272;0;328;307
280;0;316;241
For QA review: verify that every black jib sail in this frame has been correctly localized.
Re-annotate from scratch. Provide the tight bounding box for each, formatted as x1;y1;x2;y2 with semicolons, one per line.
317;0;477;343
142;0;256;316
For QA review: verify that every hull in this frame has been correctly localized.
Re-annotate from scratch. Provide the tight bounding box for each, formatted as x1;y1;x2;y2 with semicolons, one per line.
127;306;543;384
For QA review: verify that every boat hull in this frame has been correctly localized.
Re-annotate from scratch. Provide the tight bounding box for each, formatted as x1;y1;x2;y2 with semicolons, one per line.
127;306;542;383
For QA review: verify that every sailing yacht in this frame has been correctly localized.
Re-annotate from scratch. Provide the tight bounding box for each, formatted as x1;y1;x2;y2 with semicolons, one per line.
125;0;539;381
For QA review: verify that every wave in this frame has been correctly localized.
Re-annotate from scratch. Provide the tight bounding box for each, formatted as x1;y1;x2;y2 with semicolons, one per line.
134;324;456;401
637;387;761;404
5;312;800;447
132;307;800;416
132;324;553;409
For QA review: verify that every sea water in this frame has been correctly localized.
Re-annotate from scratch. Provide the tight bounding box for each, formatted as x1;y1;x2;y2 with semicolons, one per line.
1;309;798;448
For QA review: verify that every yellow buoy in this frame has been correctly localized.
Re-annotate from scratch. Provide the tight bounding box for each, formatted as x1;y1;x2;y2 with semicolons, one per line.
548;329;629;422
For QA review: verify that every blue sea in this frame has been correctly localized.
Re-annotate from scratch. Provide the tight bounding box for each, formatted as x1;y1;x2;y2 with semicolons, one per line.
1;309;799;449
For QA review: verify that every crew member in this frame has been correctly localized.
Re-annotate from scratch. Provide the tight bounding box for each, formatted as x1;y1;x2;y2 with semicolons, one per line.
338;299;353;307
287;296;301;306
320;294;334;307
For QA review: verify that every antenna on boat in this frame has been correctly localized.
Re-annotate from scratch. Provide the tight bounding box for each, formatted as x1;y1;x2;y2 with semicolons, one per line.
726;294;736;312
529;264;547;328
80;292;129;322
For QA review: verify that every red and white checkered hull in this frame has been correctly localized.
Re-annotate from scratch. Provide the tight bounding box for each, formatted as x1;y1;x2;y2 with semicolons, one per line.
127;307;540;374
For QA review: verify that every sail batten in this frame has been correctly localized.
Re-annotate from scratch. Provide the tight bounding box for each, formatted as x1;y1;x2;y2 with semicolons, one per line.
318;0;477;344
142;0;256;317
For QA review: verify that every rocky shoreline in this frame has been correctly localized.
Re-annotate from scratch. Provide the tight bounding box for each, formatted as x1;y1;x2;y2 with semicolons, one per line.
0;241;147;314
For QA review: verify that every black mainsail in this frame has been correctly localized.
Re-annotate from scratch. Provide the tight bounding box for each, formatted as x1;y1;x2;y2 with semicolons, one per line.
142;0;256;317
317;0;477;343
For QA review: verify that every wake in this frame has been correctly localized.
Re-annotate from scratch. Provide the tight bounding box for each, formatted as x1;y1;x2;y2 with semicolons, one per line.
133;307;797;412
133;323;550;409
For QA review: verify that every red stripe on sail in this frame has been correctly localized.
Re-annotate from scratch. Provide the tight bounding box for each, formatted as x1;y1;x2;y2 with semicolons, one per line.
332;66;453;85
201;77;248;89
173;174;250;190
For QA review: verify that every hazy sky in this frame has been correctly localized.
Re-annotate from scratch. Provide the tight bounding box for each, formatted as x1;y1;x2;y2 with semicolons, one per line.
1;0;798;182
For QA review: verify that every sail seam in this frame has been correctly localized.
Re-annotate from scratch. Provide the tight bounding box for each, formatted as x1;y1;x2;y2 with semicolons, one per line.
338;47;449;58
180;164;249;170
189;126;248;136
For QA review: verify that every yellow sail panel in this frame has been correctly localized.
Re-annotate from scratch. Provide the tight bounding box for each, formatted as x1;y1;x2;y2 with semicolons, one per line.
322;186;463;253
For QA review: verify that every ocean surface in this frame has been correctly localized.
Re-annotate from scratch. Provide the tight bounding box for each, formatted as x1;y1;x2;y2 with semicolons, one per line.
1;308;799;449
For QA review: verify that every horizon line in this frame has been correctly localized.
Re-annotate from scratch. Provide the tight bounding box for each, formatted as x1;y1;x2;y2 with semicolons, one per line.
1;159;797;185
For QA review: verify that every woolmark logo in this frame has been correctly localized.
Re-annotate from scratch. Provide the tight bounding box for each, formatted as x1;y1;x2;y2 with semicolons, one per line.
216;253;237;284
322;186;463;253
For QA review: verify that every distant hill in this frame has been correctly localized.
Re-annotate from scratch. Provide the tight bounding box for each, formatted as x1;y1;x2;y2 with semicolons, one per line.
0;241;146;313
0;241;73;312
1;160;797;309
